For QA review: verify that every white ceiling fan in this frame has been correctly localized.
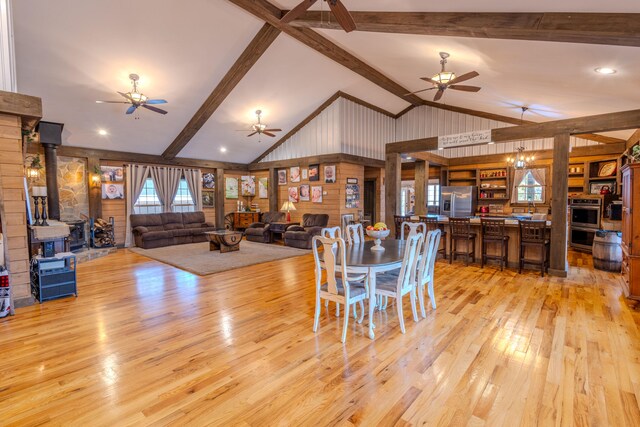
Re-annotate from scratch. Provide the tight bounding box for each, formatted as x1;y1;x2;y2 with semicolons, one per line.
236;110;282;141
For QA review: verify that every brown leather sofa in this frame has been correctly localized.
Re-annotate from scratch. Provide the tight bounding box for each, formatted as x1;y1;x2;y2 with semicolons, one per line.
245;211;286;243
284;213;329;249
130;211;217;249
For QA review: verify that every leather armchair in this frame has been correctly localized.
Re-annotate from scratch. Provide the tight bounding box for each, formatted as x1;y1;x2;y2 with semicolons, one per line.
284;214;329;249
245;211;285;243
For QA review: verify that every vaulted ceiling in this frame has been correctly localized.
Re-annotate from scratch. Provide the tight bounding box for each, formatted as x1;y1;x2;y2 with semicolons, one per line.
12;0;640;163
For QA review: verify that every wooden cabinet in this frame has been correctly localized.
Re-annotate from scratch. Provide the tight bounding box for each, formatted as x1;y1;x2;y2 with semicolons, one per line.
621;164;640;299
233;212;260;230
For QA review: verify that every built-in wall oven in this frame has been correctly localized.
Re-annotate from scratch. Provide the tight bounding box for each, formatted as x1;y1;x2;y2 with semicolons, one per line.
569;197;602;252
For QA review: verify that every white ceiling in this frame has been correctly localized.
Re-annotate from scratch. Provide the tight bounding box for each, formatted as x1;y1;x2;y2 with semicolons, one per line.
12;0;640;163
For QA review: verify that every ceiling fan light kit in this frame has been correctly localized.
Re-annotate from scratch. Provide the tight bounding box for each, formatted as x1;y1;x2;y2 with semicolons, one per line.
96;73;168;118
407;52;481;102
237;110;282;141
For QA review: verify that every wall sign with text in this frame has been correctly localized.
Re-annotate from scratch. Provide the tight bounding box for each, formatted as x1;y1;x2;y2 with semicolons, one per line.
437;130;492;149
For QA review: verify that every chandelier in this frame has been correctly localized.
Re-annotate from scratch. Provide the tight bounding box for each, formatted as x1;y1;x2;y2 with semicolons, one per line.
506;106;535;170
507;147;535;170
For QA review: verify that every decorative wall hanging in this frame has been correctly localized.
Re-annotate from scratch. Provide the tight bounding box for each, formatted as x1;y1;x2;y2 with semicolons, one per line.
312;186;323;203
324;165;336;183
202;190;215;207
258;177;268;199
278;170;287;185
225;177;238;199
309;164;320;182
241;176;255;197
299;184;310;201
288;186;299;203
202;172;215;189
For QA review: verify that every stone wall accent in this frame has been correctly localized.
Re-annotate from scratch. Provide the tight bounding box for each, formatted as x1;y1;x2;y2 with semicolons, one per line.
27;156;88;221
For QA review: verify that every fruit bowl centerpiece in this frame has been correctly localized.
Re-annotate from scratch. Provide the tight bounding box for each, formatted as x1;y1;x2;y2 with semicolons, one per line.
366;222;390;251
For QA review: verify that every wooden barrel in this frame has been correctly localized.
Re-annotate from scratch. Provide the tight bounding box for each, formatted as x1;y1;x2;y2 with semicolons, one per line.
592;231;622;272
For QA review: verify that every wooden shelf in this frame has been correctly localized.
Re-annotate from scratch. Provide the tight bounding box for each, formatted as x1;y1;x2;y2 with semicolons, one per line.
479;176;507;180
588;176;617;181
448;177;476;181
478;198;509;201
568;173;584;177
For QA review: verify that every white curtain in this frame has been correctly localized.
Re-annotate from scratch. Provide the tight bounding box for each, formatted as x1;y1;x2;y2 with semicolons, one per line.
511;169;527;204
530;168;547;203
183;168;202;211
125;164;149;247
149;166;182;212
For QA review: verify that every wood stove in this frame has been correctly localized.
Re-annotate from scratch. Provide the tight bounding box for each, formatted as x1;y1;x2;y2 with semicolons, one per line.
65;220;87;252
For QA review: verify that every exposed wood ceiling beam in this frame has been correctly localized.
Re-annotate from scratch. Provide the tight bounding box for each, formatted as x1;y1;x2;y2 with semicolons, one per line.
227;0;422;106
626;128;640;149
249;152;385;171
289;12;640;48
161;23;281;160
447;142;626;166
27;144;248;171
0;90;42;130
387;108;640;154
408;152;449;166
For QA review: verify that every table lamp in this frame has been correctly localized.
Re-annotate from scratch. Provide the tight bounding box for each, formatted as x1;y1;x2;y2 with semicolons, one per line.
280;201;296;222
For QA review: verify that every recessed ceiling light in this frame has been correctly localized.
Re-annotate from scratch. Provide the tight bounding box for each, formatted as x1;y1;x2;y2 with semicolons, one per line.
220;147;227;153
595;67;617;75
98;129;108;136
406;156;412;160
438;147;444;151
488;142;495;145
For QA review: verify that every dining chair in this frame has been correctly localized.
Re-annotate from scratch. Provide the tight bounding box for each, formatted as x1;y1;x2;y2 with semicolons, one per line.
400;221;426;240
321;226;342;239
416;229;441;317
373;232;424;334
345;223;365;245
340;214;355;233
312;235;367;342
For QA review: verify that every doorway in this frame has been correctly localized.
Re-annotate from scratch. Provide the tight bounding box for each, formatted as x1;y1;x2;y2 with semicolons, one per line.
364;179;376;223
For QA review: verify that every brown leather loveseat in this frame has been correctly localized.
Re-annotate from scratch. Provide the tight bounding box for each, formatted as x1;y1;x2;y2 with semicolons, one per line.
130;211;217;249
284;213;329;249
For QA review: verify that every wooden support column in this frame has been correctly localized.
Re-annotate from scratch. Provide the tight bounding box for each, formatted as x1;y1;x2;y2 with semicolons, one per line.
215;168;225;229
384;152;401;224
414;160;428;216
549;133;570;277
87;156;101;219
269;167;278;212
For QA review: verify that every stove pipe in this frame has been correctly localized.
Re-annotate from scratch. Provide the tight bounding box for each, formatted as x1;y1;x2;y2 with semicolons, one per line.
36;121;64;221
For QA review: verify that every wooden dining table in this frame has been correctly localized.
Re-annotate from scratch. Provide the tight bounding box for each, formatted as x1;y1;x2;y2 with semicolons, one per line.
322;239;406;340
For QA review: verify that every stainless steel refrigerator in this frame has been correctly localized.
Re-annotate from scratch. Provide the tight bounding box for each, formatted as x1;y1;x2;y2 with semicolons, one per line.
440;186;477;217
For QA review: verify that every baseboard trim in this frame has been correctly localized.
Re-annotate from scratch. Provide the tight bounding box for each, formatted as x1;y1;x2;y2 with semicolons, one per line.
548;268;568;278
14;295;36;308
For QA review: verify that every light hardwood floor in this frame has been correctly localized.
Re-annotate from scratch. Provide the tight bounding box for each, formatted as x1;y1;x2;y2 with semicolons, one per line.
1;249;639;426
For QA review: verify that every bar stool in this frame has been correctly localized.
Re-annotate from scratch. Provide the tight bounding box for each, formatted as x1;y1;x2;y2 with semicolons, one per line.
394;215;412;239
449;217;476;266
518;220;550;277
480;218;509;271
420;215;447;259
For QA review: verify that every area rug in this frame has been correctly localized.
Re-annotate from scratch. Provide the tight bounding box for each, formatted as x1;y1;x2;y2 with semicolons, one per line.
129;241;309;276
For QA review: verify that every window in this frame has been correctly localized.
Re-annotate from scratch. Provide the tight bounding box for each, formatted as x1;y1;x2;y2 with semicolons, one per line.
427;181;440;207
134;178;162;214
516;170;544;203
172;179;195;213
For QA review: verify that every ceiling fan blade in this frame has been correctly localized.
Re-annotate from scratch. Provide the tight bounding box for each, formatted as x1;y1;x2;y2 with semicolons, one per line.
145;99;167;104
404;88;436;96
117;91;133;101
262;131;277;137
449;85;481;92
126;105;138;115
327;0;357;32
96;100;131;104
142;104;168;115
419;77;440;85
433;89;445;102
247;131;258;137
263;128;282;132
236;129;253;131
447;71;479;85
281;0;317;23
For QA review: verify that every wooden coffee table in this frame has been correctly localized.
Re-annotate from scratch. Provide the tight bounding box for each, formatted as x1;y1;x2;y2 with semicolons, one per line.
269;222;299;242
205;230;242;253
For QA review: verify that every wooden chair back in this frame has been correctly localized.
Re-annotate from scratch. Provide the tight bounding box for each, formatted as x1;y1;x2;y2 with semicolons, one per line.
341;214;355;232
419;216;440;231
449;217;472;237
519;220;547;243
401;221;426;240
394;215;412;239
321;226;342;239
393;233;424;294
481;218;506;239
345;223;365;245
418;229;441;285
312;235;350;298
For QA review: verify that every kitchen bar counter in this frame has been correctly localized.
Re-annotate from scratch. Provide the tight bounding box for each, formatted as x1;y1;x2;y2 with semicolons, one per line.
416;215;552;269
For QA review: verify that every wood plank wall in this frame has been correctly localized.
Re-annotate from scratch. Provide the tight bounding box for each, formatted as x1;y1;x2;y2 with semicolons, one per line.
276;162;364;227
0;114;30;304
